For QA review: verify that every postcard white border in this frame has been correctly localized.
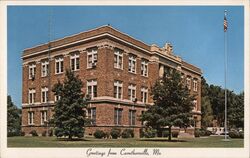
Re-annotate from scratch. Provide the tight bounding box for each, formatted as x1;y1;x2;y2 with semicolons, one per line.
0;0;249;158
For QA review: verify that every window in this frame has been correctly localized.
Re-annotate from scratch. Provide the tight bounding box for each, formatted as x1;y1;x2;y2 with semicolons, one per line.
55;57;64;74
114;81;123;99
88;108;96;125
128;55;136;73
114;108;122;125
41;87;48;103
141;87;148;103
193;100;197;111
70;53;80;71
28;111;34;125
87;80;97;98
181;73;185;79
28;89;36;104
54;95;61;102
29;64;36;80
87;48;98;68
129;110;136;126
186;77;191;90
114;49;123;69
141;59;148;77
41;61;49;77
41;111;47;125
141;111;145;125
128;84;136;101
193;80;198;92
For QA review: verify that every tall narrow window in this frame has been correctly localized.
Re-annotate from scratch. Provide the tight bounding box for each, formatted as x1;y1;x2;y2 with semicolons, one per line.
193;80;198;92
141;87;148;103
28;64;36;79
129;110;136;126
28;89;36;104
114;81;123;99
114;108;122;125
114;49;123;69
128;55;136;73
28;111;34;125
41;61;49;77
70;53;80;71
141;59;148;77
88;108;96;125
87;80;97;98
54;95;61;102
87;48;98;68
193;100;197;111
41;111;47;125
141;111;145;125
41;87;48;103
186;77;191;90
55;57;64;74
128;84;136;101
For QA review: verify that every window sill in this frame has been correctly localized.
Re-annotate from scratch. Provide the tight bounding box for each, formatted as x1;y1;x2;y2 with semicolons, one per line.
55;72;64;75
114;67;123;70
141;75;148;78
128;71;137;75
87;67;97;70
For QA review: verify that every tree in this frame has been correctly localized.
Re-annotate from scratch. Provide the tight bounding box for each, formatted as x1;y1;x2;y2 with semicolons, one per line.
201;96;213;128
228;92;244;129
200;77;213;128
7;95;21;136
141;69;194;141
52;69;86;140
207;85;225;127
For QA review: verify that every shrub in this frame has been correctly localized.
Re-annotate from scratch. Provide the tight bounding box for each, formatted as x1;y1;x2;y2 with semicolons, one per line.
121;130;130;138
104;132;110;139
205;130;212;136
162;130;169;137
199;129;212;136
121;129;134;138
239;131;244;138
94;130;105;139
194;129;200;137
139;128;144;138
7;132;16;137
171;131;179;138
20;131;25;136
29;130;38;136
48;129;53;137
42;131;47;136
144;129;156;138
229;130;243;139
110;128;121;139
199;130;206;136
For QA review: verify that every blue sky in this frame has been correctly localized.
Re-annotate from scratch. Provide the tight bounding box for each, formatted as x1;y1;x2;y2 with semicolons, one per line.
7;6;244;107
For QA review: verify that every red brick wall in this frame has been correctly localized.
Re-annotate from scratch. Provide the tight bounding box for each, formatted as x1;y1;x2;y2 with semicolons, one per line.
21;34;202;137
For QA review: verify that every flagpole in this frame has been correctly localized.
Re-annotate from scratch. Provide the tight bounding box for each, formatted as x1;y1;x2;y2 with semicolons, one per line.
224;10;228;141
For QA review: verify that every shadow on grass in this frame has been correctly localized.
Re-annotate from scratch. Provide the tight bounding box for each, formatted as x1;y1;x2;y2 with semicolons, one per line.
55;138;91;141
139;139;187;142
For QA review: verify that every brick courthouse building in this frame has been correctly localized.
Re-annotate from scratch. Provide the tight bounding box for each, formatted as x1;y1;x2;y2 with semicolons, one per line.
21;25;202;137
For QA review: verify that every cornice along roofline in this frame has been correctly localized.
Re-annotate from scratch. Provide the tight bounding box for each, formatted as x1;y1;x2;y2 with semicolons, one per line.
22;25;202;75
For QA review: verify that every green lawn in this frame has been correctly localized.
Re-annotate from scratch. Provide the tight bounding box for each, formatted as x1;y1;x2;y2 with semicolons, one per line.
8;136;243;148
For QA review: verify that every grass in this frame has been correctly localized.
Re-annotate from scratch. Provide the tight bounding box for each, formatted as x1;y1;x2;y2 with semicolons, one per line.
7;136;244;148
